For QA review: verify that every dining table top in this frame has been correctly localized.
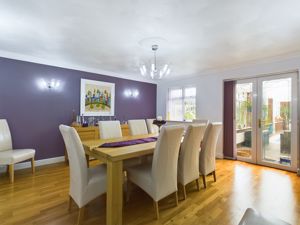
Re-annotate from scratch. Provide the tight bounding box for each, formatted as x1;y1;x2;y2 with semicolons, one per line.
82;133;158;162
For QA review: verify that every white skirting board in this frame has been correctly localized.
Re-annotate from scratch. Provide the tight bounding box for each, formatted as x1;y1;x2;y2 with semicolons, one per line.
0;156;65;173
0;154;225;173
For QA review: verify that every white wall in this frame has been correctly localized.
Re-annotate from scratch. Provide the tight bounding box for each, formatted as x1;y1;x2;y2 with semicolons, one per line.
157;54;300;158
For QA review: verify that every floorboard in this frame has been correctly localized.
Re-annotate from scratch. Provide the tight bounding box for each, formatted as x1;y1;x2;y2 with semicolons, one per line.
0;159;299;225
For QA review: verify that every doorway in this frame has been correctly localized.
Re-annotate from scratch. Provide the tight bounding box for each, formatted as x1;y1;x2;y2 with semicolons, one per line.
235;73;298;171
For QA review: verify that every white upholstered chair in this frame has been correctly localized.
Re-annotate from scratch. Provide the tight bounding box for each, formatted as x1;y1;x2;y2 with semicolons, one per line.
146;119;159;134
0;119;35;183
127;125;184;219
199;122;222;188
128;119;149;136
59;125;106;225
238;208;291;225
98;120;140;168
178;124;207;199
98;120;122;139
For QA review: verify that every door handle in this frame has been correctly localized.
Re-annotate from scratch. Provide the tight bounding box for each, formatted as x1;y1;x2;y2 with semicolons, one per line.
259;119;266;128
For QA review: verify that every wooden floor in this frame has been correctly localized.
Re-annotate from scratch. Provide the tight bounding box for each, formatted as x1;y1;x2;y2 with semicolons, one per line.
0;159;299;225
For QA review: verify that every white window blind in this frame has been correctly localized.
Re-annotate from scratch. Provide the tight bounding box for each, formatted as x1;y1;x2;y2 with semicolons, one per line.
167;87;196;121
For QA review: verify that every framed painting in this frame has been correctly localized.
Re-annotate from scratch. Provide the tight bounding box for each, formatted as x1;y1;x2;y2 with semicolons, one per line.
80;79;115;116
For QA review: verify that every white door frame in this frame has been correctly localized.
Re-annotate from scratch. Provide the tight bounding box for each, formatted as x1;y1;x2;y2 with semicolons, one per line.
256;72;298;172
235;72;298;172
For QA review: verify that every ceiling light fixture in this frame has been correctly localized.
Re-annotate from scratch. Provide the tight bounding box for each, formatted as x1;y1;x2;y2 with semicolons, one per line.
140;44;170;79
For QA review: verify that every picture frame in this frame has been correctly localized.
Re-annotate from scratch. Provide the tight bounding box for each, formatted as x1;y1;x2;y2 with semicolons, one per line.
80;79;115;116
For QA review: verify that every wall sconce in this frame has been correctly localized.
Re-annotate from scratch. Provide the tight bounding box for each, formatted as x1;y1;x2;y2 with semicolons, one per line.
124;89;139;98
37;79;61;90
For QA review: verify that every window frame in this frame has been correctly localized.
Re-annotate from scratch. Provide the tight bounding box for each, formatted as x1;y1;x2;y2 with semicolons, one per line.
167;86;197;121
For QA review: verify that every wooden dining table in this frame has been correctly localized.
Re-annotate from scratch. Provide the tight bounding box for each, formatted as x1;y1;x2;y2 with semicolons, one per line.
82;134;157;225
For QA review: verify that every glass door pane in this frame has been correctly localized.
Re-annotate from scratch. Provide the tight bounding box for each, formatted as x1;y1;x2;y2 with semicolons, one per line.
259;77;293;167
235;73;297;171
235;82;255;162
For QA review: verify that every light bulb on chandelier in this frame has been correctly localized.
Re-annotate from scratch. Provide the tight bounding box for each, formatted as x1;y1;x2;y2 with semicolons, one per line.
140;44;171;79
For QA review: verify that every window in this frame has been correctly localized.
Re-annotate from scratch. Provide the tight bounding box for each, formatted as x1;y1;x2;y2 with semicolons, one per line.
167;87;196;121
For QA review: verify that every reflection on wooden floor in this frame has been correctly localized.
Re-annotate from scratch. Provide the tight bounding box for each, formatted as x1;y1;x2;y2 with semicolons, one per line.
237;148;252;158
0;159;299;225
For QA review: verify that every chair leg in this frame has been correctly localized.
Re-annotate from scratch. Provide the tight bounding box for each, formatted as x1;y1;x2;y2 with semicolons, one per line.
182;184;187;200
175;191;179;206
196;178;200;191
31;158;35;174
9;164;14;183
202;175;206;188
77;207;85;225
153;200;159;220
6;165;9;174
85;154;90;168
64;148;69;165
68;196;73;212
213;171;217;182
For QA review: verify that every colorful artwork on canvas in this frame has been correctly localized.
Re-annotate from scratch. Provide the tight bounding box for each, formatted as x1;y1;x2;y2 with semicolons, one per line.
80;79;115;116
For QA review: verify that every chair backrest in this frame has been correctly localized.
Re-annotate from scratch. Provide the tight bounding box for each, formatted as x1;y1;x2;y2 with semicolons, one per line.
151;125;184;201
199;122;222;175
98;120;122;139
0;119;13;152
59;125;88;203
193;119;209;126
178;124;207;185
146;119;159;134
128;119;148;136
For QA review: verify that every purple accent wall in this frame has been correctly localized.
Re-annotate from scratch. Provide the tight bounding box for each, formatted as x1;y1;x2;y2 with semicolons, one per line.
0;57;157;160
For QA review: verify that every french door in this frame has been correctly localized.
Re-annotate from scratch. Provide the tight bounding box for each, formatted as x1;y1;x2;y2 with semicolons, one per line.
235;73;298;171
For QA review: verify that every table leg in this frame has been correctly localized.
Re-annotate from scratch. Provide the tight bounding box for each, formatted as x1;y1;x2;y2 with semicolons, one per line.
107;160;123;225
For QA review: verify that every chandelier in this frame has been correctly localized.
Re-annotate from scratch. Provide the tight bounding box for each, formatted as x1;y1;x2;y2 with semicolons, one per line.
140;44;170;79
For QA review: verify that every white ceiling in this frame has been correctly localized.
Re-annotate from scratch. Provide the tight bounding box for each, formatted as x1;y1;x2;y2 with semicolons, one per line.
1;0;300;82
